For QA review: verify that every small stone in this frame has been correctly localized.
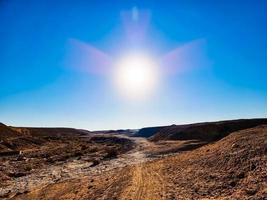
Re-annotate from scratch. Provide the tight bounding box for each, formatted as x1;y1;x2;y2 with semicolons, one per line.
231;143;239;148
229;181;236;187
236;172;245;179
250;163;256;170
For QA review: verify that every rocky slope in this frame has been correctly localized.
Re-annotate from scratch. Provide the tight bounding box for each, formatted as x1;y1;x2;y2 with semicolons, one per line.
160;125;267;199
149;118;267;142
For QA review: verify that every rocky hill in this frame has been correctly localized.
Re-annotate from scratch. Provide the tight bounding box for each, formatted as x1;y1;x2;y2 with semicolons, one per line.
147;118;267;142
161;125;267;199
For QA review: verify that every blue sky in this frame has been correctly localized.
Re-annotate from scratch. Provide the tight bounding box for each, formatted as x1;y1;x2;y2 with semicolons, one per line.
0;0;267;130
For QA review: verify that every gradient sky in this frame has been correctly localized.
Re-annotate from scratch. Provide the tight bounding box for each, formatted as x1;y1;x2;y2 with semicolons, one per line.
1;0;267;130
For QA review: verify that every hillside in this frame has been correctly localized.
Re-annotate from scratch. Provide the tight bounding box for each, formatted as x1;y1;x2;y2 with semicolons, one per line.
11;127;89;137
159;125;267;199
0;123;22;140
149;118;267;142
0;123;90;153
134;126;167;138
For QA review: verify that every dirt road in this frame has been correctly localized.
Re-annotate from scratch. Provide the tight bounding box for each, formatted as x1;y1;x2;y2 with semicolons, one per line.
120;162;167;200
81;136;169;200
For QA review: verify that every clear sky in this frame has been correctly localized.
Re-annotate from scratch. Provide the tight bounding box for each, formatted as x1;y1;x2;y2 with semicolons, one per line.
1;0;267;130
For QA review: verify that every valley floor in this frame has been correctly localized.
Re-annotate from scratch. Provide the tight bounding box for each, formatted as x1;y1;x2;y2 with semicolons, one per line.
7;136;171;200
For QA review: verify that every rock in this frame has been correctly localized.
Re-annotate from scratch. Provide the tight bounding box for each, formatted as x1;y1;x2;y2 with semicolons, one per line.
236;172;245;179
8;171;27;178
0;190;11;198
250;163;256;170
231;143;239;149
229;180;237;187
245;188;258;196
90;159;100;167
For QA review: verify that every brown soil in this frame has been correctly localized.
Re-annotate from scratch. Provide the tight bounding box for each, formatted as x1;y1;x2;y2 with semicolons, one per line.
1;122;266;200
0;124;134;199
160;125;267;199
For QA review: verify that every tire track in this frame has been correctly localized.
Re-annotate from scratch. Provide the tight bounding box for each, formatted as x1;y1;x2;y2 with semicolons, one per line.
120;161;167;200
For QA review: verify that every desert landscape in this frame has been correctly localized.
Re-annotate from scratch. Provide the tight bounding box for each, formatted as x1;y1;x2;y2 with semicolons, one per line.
0;118;267;200
1;1;267;200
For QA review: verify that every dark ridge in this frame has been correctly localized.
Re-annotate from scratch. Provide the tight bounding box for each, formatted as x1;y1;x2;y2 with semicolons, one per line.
134;126;168;138
150;118;267;142
10;127;89;137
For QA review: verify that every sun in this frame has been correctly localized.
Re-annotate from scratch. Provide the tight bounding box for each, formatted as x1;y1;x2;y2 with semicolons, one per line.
113;52;159;100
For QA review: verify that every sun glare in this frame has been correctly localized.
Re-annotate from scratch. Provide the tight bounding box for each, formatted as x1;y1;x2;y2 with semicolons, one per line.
113;53;159;100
